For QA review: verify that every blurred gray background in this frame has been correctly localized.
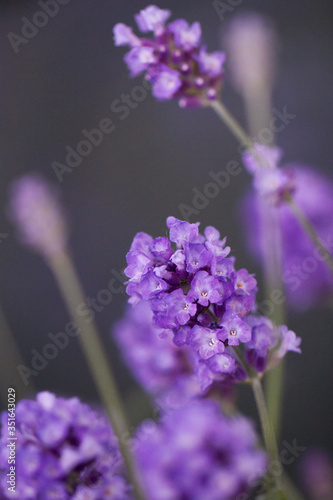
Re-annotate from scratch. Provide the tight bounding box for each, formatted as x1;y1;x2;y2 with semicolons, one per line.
1;0;333;483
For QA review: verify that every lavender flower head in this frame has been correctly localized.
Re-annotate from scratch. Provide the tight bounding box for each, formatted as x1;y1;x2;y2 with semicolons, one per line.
124;217;301;389
241;150;333;308
114;5;225;107
224;12;277;94
8;174;68;259
0;392;129;499
135;399;267;500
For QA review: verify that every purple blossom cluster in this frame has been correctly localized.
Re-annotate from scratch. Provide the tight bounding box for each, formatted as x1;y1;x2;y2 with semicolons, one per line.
241;149;333;308
135;399;267;500
0;392;129;500
124;217;301;389
113;5;225;107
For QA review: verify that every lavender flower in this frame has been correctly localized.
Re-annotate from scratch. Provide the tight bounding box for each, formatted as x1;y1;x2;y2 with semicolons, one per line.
0;392;129;499
242;143;295;204
114;5;225;107
113;300;204;409
135;399;267;500
8;174;68;259
241;162;333;309
124;217;301;388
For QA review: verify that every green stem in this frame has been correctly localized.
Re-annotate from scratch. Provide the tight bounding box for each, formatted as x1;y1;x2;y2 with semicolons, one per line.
287;197;333;275
0;305;34;402
251;377;283;492
210;100;254;150
48;250;145;500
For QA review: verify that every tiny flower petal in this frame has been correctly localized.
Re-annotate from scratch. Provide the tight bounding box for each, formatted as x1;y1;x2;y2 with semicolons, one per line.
219;310;252;346
113;23;141;47
135;5;171;34
151;65;182;100
189;326;225;359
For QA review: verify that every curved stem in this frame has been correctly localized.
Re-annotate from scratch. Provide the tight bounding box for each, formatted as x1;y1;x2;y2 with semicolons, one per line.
49;250;146;500
210;100;253;149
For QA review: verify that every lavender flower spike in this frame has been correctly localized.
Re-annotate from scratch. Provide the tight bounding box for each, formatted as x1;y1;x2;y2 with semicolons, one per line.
8;174;68;259
114;5;226;107
124;217;300;388
135;399;267;500
0;392;129;499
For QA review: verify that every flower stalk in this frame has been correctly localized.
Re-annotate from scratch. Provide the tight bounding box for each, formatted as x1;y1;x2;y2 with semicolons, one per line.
48;250;146;500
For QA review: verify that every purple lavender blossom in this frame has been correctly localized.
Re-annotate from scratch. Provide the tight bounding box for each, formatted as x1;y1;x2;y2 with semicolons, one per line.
0;392;129;499
219;310;252;346
113;5;225;106
242;143;295;204
113;300;202;403
124;217;300;388
135;400;267;500
241;163;333;309
7;174;68;259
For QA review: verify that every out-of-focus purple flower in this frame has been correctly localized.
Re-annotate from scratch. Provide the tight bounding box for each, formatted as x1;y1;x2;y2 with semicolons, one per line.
113;301;199;399
242;144;295;205
124;46;157;77
124;217;300;389
150;65;182;100
243;144;283;174
0;392;129;500
224;12;277;94
135;5;171;34
113;5;225;105
113;23;141;47
197;48;226;76
299;448;333;500
7;174;68;259
241;165;333;309
135;400;267;500
169;20;202;48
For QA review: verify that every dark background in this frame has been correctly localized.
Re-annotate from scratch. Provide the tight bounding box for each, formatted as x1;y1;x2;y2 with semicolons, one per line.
1;0;333;483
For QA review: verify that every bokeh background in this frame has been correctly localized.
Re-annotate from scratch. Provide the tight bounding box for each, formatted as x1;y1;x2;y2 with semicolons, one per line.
1;0;333;486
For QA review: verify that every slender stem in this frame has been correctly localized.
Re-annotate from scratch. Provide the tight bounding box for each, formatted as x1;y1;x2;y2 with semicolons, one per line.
211;99;286;439
48;250;145;500
287;197;333;274
282;474;305;500
210;100;253;150
251;377;283;492
0;305;34;402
